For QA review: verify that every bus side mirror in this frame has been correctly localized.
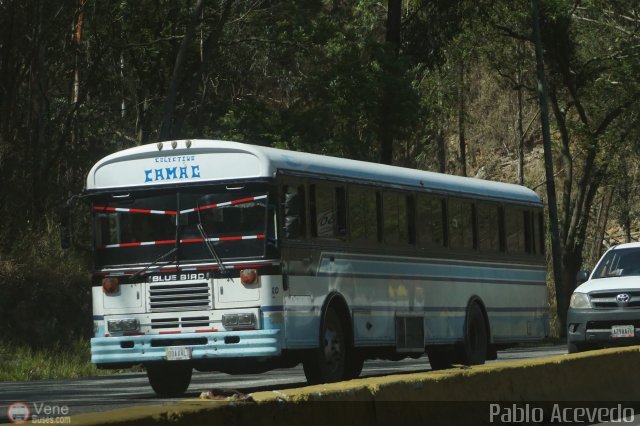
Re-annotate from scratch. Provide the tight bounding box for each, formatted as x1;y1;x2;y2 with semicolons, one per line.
576;270;589;285
283;192;301;239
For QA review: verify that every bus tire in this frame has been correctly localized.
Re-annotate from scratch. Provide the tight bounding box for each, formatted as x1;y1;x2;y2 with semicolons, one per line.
303;306;347;384
345;351;364;379
459;302;488;365
427;347;453;370
146;363;192;397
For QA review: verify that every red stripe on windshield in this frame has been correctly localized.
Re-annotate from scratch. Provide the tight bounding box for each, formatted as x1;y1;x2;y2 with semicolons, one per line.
98;234;266;249
231;197;256;205
93;206;177;215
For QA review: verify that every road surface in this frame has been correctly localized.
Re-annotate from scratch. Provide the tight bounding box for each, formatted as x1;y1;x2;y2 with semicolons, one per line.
0;345;566;423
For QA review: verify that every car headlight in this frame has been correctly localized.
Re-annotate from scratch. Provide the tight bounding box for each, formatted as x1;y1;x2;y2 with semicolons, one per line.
569;292;592;309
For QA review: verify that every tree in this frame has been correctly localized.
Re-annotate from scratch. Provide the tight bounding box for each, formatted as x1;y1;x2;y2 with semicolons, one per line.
541;0;640;328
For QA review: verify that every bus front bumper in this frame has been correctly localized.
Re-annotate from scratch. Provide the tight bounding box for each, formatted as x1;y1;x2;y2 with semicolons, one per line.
91;329;281;366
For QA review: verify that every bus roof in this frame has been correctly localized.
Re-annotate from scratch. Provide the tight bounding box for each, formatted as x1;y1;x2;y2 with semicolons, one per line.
86;139;542;207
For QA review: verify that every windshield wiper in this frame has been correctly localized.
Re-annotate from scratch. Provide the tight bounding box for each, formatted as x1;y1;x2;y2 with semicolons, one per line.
196;223;229;276
130;247;178;280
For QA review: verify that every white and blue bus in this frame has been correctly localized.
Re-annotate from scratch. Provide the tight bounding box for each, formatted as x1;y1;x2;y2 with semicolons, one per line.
80;140;548;396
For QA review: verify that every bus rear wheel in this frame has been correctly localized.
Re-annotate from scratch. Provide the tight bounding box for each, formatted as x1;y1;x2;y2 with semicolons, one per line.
345;351;364;379
303;307;347;384
146;363;192;397
459;302;488;365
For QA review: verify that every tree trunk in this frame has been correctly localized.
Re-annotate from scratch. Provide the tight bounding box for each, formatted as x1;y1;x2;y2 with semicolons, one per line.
172;0;235;138
436;128;446;174
379;0;401;166
516;42;525;185
531;0;565;335
159;0;206;141
588;190;613;266
458;61;466;177
71;0;86;107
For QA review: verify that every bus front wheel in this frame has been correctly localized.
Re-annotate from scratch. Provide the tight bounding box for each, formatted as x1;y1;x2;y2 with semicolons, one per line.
146;363;192;397
427;347;453;370
303;306;347;384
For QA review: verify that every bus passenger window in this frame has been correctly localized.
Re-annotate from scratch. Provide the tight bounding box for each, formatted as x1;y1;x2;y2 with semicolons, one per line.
505;208;526;254
526;210;545;256
537;212;545;255
448;199;474;250
477;204;500;252
349;187;378;243
524;211;533;254
383;192;409;244
417;195;444;248
335;187;347;239
311;184;337;238
282;184;306;239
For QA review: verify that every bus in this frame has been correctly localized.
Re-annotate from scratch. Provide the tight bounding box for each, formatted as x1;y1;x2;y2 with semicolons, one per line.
74;139;548;396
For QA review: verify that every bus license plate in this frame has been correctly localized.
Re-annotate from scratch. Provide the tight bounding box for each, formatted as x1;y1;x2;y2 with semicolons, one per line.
611;325;635;338
165;346;192;361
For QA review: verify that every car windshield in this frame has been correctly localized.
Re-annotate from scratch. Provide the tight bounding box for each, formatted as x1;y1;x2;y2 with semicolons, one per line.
592;248;640;279
92;188;270;269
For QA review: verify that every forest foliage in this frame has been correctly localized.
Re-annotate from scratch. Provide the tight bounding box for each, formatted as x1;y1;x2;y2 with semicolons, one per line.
1;0;640;344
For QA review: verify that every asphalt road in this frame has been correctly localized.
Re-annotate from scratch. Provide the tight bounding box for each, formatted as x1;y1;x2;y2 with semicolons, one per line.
0;345;566;423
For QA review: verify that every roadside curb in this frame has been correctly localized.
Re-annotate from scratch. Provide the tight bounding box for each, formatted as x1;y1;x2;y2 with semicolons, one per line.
69;346;640;425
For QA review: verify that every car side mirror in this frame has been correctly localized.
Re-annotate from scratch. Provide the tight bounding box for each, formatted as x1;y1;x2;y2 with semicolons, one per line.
576;270;589;285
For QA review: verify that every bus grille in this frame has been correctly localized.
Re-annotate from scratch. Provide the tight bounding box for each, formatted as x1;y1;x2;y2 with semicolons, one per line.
148;282;212;312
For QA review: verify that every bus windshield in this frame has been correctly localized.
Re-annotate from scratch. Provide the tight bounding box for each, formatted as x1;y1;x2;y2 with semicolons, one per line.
92;189;270;269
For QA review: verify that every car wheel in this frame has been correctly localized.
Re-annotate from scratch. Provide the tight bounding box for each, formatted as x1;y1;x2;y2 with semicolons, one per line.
567;342;581;354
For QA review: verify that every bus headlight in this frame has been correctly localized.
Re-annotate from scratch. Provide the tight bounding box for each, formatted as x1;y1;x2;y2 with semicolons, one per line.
569;292;592;309
107;318;140;333
222;313;256;329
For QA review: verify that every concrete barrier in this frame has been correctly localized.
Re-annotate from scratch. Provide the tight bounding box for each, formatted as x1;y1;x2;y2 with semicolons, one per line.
70;346;640;426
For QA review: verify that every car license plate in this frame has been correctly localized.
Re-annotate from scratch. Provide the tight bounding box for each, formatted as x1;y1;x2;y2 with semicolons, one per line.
611;325;635;338
165;346;192;361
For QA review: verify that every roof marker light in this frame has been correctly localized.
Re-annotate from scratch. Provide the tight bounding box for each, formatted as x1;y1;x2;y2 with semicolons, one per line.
157;142;163;151
171;141;177;149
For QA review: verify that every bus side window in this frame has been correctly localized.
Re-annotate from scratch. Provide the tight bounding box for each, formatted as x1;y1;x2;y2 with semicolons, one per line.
416;195;445;248
310;184;335;238
309;183;345;240
282;183;306;239
335;187;347;239
477;203;500;253
524;210;533;254
382;191;409;245
527;209;545;256
505;207;526;254
448;198;474;250
407;195;416;245
349;186;379;243
537;211;545;255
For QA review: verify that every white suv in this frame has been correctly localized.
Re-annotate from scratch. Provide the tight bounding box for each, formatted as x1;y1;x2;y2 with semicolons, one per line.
567;242;640;353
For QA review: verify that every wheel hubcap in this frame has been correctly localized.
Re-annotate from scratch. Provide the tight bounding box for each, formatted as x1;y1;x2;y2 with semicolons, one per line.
323;327;343;369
